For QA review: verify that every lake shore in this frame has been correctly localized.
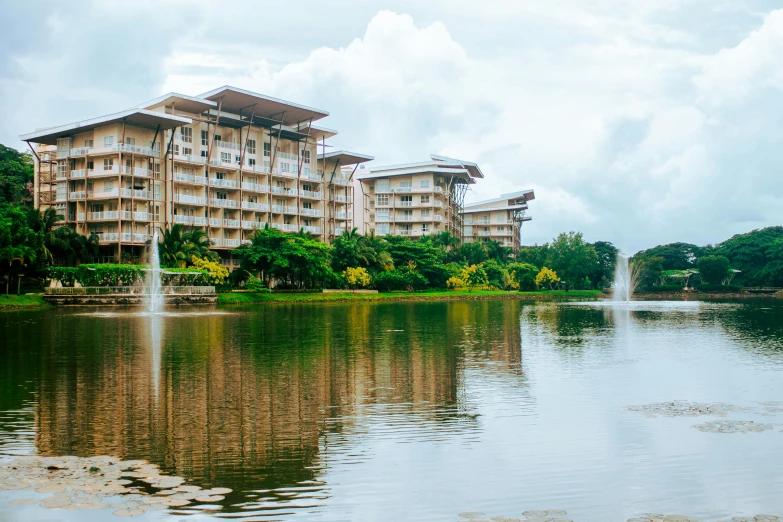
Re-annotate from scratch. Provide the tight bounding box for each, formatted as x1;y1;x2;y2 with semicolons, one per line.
0;294;49;310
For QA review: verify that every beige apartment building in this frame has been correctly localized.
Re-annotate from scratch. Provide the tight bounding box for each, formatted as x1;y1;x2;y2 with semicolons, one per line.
460;190;535;249
357;155;483;238
21;86;371;265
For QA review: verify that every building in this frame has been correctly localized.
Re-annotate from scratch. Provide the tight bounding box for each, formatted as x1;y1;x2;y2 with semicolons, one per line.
21;86;372;266
356;155;483;239
460;190;535;250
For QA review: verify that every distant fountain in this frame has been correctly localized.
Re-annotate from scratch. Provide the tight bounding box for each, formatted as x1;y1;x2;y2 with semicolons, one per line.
147;230;164;313
613;254;638;302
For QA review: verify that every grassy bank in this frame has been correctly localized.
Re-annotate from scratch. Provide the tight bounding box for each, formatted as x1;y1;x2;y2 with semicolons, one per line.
218;289;602;305
0;294;49;310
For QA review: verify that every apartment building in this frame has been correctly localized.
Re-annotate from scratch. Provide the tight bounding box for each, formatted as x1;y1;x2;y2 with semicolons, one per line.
357;155;483;238
461;190;535;250
22;86;371;265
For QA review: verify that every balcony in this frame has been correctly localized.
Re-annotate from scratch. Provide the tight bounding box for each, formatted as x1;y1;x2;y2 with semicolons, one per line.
301;172;322;182
331;194;352;203
92;166;120;176
299;189;322;199
173;215;208;226
87;211;119;221
209;237;222;247
209;198;237;208
398;201;413;207
271;223;300;233
242;201;269;211
302;226;321;234
331;176;351;186
334;211;353;220
121;188;149;199
96;233;149;243
174;172;206;184
174;194;207;205
271;186;295;196
68;191;86;200
271;205;298;214
223;219;240;228
300;208;323;217
69;146;92;156
242;221;264;230
209;217;222;227
334;227;346;235
393;229;413;236
395;214;413;222
216;140;239;151
209;178;238;189
120;166;149;177
478;231;491;237
241;182;269;193
174;153;207;165
223;239;241;247
277;151;299;161
271;168;298;179
434;201;444;208
375;215;391;223
70;169;87;179
210;158;238;169
433;215;445;222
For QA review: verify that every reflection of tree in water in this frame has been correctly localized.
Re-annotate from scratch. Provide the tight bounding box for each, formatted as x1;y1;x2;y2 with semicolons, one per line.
3;301;525;512
712;301;783;356
524;303;612;350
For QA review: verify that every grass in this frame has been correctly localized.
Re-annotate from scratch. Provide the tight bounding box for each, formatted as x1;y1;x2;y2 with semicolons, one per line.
217;289;601;305
0;294;49;310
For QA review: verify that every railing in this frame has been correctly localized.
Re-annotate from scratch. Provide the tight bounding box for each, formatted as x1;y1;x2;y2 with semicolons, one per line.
242;201;269;211
87;211;119;220
271;186;295;195
120;189;149;199
45;285;216;296
245;163;271;174
70;169;87;178
299;189;322;199
277;152;299;161
300;172;322;182
271;168;298;179
209;178;238;188
331;194;353;203
375;215;391;223
69;146;92;156
396;215;413;221
335;227;346;235
209;198;237;208
174;194;207;205
174;172;206;184
434;201;444;208
173;215;208;226
271;223;300;232
76;213;86;221
334;211;353;219
433;215;445;222
331;176;351;186
302;226;321;234
209;237;222;246
174;154;207;165
223;239;241;247
113;144;159;156
242;221;264;229
69;191;87;199
224;219;240;228
271;205;298;214
393;229;413;236
216;140;239;150
300;208;323;217
210;158;237;168
398;201;412;207
209;218;222;227
241;182;269;193
120;166;149;177
478;231;491;236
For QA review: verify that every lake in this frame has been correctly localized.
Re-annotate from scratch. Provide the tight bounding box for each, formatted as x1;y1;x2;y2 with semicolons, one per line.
1;299;782;521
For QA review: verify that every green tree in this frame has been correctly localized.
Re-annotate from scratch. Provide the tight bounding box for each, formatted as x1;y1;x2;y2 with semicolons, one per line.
157;224;217;268
0;204;42;293
698;255;730;285
633;242;704;270
507;262;539;291
633;255;664;288
452;241;488;265
460;264;489;291
591;241;618;288
331;228;392;273
482;259;511;289
546;231;599;289
535;267;560;290
484;239;511;264
0;144;34;207
715;227;783;287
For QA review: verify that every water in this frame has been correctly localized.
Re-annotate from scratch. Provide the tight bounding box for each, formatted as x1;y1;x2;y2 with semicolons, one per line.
613;254;637;302
147;230;163;313
1;299;783;521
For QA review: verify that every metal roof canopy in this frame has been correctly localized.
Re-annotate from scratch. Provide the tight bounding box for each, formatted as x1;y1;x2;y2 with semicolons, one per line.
302;124;338;141
322;151;374;165
139;92;217;114
198;86;329;126
430;154;484;178
20;109;192;145
360;164;474;182
466;189;536;208
461;204;529;214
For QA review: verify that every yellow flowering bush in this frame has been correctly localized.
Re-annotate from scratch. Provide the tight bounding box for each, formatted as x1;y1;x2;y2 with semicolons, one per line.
190;256;229;285
343;266;372;289
446;276;465;289
535;266;561;290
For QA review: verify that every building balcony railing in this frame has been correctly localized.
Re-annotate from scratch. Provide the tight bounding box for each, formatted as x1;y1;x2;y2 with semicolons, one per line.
70;169;87;179
396;215;413;222
271;168;298;179
245;163;271;174
120;166;149;177
242;201;269;211
216;140;239;151
223;219;240;228
242;221;265;230
173;215;208;226
87;211;119;221
271;186;295;196
335;227;346;235
271;205;298;214
174;194;207;205
209;218;222;227
96;232;150;243
302;226;321;234
271;223;300;232
69;191;86;200
299;189;322;199
334;211;353;220
174;153;207;165
209;198;237;208
376;186;443;194
477;231;492;236
300;208;323;217
223;239;241;247
241;182;270;193
277;152;299;161
393;229;413;236
210;158;238;169
174;172;206;184
209;178;238;188
331;194;352;203
433;215;445;222
69;146;92;156
300;172;322;182
331;176;351;186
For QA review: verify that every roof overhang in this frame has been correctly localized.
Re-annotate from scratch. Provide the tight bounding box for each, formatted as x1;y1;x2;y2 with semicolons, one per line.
198;86;329;126
300;124;338;141
461;204;529;214
138;92;217;114
322;151;374;165
431;154;484;179
361;163;473;181
20;109;192;145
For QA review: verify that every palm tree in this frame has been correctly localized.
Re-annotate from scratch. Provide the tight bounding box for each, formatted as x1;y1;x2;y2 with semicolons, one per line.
27;208;62;264
485;239;511;264
156;224;217;268
433;231;461;251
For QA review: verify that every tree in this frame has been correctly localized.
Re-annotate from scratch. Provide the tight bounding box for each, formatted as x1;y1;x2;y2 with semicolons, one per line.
715;227;783;287
634;242;704;271
484;239;511;264
331;228;392;273
0;204;42;293
535;267;560;290
157;224;217;268
482;259;511;289
190;256;229;285
632;255;664;288
698;255;730;285
0;144;34;207
591;241;618;289
546;232;598;289
460;264;488;291
507;262;538;291
343;267;372;289
452;241;488;265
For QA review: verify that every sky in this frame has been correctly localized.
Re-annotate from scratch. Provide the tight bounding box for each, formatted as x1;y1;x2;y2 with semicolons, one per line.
2;0;782;254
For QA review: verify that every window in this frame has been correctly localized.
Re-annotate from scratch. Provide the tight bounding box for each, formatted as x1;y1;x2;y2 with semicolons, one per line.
303;202;312;209
216;192;227;200
84;139;94;148
376;194;389;206
421;209;430;217
402;210;412;218
173;144;180;155
125;137;135;145
496;215;504;222
302;150;310;164
276;181;285;188
422;223;430;233
248;158;256;167
104;180;115;191
376;224;390;235
180;127;193;143
87;161;94;170
153;163;160;179
399;181;412;189
235;155;241;164
220;152;230;162
302;184;312;192
376;180;390;192
214;134;222;143
281;162;290;173
263;142;271;157
247;139;256;155
103;136;114;147
201;150;208;157
103;158;114;171
183;147;193;156
420;180;430;188
377;209;390;220
420;195;430;204
201;130;208;146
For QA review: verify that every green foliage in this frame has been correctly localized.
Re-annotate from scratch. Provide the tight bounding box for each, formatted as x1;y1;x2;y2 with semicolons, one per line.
632;255;664;288
190;256;229;285
638;284;684;293
157;224;218;268
715;226;783;287
634;242;704;270
48;264;145;287
460;264;489;290
591;241;618;288
507;262;538;291
331;228;393;273
697;255;730;285
696;283;742;293
0;144;34;207
343;266;372;289
481;259;510;289
373;267;429;292
244;275;268;292
546;232;599;289
535;267;560;289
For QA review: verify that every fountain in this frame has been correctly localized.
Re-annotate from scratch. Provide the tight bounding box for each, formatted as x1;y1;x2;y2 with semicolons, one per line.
147;230;164;313
613;254;637;302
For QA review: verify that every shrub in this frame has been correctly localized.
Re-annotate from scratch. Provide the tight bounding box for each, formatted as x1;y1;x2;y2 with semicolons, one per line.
482;260;511;289
460;264;489;291
190;256;229;285
47;266;78;287
245;276;267;292
446;276;465;289
535;267;560;290
507;263;538;291
373;269;428;292
343;267;372;289
696;283;742;293
698;255;731;285
161;267;209;286
638;284;684;293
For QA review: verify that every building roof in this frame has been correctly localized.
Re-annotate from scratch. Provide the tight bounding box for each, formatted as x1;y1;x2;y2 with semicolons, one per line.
460;204;529;214
464;189;535;208
321;151;374;165
20;109;192;145
360;155;483;184
430;154;484;178
197;85;329;126
300;124;338;141
138;92;217;114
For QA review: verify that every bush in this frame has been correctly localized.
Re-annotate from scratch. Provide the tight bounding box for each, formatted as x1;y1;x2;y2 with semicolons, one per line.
535;267;560;289
343;267;372;289
698;255;731;285
245;275;268;292
190;257;229;285
696;283;742;293
507;263;538;291
373;269;428;292
446;276;465;289
48;264;145;287
481;260;510;290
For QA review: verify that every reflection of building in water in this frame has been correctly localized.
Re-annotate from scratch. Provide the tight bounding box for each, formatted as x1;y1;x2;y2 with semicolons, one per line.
32;302;524;503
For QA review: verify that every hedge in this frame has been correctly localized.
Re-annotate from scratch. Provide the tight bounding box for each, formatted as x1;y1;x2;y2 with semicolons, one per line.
47;264;210;287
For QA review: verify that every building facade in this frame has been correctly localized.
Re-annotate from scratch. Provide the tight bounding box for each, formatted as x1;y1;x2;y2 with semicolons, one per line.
357;155;483;239
460;190;535;250
22;86;372;265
